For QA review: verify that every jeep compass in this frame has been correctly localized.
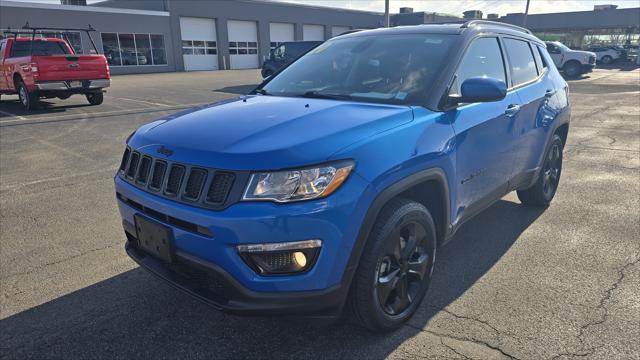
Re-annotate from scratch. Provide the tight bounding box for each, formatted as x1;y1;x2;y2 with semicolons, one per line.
115;21;570;332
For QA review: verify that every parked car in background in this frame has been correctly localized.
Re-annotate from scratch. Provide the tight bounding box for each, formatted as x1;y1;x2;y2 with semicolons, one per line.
261;41;322;78
0;26;110;110
121;51;147;65
586;46;621;64
117;21;570;332
545;41;596;77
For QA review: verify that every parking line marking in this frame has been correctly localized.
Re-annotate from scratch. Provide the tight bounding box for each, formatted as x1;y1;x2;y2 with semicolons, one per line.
0;102;209;125
114;97;172;107
0;110;27;121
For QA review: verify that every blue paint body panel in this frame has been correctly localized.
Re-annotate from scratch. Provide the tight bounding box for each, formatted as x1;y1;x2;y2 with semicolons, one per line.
115;23;570;314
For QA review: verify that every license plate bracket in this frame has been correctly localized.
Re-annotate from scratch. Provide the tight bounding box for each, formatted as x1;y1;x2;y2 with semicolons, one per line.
134;214;175;263
68;80;83;88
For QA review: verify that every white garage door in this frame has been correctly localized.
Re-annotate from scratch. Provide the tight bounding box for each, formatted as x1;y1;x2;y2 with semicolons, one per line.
331;26;351;38
269;22;294;50
228;20;259;69
303;25;324;41
180;17;218;71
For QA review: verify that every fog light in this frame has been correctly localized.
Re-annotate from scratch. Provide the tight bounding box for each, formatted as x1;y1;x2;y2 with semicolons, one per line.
237;240;321;275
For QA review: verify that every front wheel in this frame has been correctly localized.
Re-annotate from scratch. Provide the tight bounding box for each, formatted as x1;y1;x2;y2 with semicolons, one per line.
517;134;564;206
348;198;437;333
86;92;104;105
18;81;40;111
563;61;581;78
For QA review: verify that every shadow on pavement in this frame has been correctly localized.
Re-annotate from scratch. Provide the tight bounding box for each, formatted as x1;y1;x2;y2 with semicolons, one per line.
0;200;545;359
0;99;93;117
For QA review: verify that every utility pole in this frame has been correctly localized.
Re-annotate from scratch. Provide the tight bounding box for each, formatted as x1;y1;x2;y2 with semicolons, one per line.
384;0;390;27
523;0;531;27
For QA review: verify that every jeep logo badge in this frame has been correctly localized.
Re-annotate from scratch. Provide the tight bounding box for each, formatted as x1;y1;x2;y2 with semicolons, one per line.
156;146;173;157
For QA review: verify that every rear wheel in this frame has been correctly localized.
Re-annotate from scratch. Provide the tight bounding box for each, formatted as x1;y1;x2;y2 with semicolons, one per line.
86;92;104;106
349;198;436;332
517;134;563;206
18;80;40;111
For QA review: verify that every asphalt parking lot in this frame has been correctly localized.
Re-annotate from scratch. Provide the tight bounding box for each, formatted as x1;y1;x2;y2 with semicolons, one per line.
1;67;639;359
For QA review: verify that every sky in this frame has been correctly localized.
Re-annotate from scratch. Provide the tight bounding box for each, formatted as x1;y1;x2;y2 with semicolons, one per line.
7;0;640;17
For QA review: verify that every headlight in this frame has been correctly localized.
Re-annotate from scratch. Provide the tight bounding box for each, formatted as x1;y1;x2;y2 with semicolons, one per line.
242;161;354;202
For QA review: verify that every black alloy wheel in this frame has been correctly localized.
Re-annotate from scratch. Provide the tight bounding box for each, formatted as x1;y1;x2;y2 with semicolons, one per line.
348;198;436;332
542;142;562;200
517;134;564;206
376;221;430;315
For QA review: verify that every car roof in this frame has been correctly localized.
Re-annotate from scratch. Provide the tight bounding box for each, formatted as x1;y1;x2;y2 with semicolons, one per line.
340;21;543;45
10;37;66;42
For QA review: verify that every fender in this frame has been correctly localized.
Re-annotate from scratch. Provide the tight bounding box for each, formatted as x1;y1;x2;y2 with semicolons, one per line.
339;167;450;291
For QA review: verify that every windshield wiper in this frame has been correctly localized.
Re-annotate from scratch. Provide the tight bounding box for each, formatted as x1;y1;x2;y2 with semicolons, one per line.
300;91;352;100
255;89;271;96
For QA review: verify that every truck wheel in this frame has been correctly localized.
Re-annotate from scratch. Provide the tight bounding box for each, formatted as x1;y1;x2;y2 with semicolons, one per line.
517;134;564;206
348;198;436;333
86;92;104;106
563;61;581;78
601;55;613;65
18;81;40;111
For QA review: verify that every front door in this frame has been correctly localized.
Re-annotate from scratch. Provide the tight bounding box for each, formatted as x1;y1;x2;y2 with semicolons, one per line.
448;36;520;225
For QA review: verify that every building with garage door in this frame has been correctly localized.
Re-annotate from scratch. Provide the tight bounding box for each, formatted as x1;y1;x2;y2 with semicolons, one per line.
0;0;383;74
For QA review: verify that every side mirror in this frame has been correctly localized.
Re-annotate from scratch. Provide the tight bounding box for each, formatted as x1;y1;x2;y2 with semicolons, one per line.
456;77;507;103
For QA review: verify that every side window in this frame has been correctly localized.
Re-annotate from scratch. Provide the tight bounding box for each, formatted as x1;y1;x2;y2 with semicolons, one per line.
0;41;5;61
536;46;548;71
273;44;286;59
546;42;560;54
451;37;506;95
532;43;545;74
504;38;538;87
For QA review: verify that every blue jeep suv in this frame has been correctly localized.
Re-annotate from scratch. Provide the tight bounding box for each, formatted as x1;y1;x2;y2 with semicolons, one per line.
116;21;570;332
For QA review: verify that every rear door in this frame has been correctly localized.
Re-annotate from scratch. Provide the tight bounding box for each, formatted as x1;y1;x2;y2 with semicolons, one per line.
449;36;521;224
502;38;550;182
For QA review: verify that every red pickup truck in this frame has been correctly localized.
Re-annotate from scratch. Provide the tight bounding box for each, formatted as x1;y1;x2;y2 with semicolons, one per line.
0;36;110;110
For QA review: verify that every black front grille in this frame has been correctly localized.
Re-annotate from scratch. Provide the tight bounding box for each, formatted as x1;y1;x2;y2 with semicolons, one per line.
120;148;130;171
136;156;152;184
184;169;207;200
149;161;167;190
165;165;186;196
118;147;247;210
207;173;235;204
126;152;140;178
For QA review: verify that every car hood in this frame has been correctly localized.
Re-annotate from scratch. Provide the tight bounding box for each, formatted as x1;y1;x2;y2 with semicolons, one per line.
130;95;414;170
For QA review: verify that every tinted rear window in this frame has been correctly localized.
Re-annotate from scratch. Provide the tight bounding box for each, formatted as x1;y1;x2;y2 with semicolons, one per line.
504;38;537;86
11;40;70;57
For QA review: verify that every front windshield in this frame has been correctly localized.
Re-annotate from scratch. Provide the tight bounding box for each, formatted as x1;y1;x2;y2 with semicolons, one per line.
261;33;456;105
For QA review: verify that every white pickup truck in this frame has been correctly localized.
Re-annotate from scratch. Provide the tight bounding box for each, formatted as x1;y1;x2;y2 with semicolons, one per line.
545;41;596;77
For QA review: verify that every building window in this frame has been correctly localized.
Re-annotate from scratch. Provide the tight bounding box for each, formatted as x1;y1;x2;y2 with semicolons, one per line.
101;32;167;66
229;41;258;55
182;40;217;56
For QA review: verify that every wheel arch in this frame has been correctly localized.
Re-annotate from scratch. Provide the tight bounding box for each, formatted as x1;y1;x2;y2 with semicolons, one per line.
341;168;451;289
13;72;23;90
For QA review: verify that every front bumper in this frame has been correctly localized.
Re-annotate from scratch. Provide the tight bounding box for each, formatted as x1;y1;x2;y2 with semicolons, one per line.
125;237;348;315
115;171;376;314
36;79;111;91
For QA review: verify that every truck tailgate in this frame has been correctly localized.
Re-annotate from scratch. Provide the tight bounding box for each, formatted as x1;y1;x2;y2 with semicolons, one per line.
35;55;109;81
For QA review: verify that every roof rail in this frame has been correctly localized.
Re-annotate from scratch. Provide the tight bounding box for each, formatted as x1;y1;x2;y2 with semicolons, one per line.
461;20;532;35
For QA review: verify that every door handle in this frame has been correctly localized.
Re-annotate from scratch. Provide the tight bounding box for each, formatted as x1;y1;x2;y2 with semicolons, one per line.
545;89;557;98
505;104;521;117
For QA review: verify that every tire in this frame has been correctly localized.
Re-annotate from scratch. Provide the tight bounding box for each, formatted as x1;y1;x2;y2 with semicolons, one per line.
17;80;40;111
563;61;581;78
348;198;437;333
517;134;564;206
86;92;104;106
601;55;613;65
57;94;71;100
